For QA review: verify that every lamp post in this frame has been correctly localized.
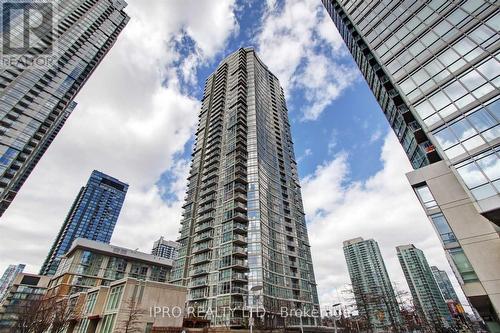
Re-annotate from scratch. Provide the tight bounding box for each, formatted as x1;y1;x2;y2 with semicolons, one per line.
332;303;341;333
249;285;263;333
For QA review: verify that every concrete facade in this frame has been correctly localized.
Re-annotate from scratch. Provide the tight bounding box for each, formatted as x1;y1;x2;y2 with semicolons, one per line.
67;278;187;333
407;161;500;330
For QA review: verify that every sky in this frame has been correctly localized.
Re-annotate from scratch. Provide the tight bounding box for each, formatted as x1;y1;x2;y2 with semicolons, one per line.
0;0;469;312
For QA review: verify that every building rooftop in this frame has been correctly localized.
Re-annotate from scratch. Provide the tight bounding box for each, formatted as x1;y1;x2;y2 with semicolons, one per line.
66;238;173;267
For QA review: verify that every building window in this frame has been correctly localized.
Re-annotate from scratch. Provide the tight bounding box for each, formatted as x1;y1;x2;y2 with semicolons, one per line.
106;285;124;311
448;248;478;283
83;292;97;314
456;151;500;201
430;213;457;245
99;313;117;333
414;184;438;209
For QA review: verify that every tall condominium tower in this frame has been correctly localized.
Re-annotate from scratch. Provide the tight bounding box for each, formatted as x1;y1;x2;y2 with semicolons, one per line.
0;264;25;302
431;266;460;303
0;0;129;217
40;170;128;276
170;48;319;328
152;236;180;260
322;1;500;326
397;244;451;330
343;238;402;331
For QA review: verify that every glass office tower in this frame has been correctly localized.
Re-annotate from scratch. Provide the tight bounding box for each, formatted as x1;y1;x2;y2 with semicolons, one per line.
431;265;460;303
343;238;402;331
170;48;319;328
0;0;129;217
322;1;500;327
397;244;451;330
40;170;128;276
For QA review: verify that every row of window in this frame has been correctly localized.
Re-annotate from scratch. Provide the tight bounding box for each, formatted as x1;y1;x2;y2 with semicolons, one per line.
433;97;499;160
414;184;478;283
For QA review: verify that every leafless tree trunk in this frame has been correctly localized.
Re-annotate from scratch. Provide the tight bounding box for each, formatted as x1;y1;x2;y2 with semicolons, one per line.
114;300;147;333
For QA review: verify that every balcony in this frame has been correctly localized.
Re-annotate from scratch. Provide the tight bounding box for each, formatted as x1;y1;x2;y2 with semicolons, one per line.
233;223;248;233
194;232;214;243
234;183;246;193
232;211;248;223
197;212;215;224
198;203;216;215
190;268;209;277
192;254;211;264
232;234;247;245
201;170;218;183
232;273;248;282
199;193;216;206
195;221;214;233
233;201;246;213
233;246;247;257
231;259;247;269
190;279;208;288
420;141;440;163
234;192;247;203
231;287;248;295
192;242;212;254
407;121;426;143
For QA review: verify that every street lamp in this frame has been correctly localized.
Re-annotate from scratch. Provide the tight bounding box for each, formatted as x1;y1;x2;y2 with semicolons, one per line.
332;303;342;333
249;285;263;333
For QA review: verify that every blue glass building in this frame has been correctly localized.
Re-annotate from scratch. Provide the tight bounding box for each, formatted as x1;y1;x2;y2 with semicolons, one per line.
40;170;128;276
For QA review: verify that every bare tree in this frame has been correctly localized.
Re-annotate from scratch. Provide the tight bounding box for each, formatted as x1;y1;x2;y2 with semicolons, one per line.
114;300;147;333
14;297;52;333
48;297;74;333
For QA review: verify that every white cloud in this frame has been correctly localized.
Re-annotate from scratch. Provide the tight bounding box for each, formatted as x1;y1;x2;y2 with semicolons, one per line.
0;0;238;274
256;0;359;120
369;128;383;144
303;131;470;310
297;148;313;163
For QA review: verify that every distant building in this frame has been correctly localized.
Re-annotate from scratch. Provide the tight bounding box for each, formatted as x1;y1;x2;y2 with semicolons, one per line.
152;236;179;260
0;273;51;332
0;264;25;302
397;244;451;330
431;266;460;303
343;237;402;331
66;278;186;333
41;170;128;276
0;0;129;217
46;238;174;298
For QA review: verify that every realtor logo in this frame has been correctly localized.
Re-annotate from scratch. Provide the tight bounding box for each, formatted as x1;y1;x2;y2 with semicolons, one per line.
1;0;56;68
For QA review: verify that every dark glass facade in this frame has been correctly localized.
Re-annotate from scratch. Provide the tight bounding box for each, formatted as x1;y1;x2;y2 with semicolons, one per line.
171;48;319;327
40;170;128;276
0;0;129;217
